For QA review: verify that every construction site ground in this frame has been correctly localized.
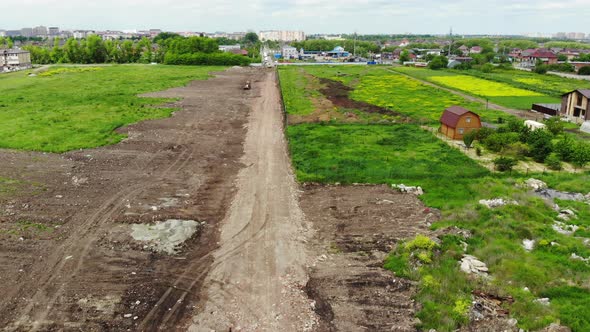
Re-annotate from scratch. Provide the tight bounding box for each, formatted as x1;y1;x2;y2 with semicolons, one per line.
0;67;431;331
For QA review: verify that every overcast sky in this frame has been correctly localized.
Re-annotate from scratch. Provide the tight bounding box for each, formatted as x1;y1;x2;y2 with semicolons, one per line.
3;0;590;35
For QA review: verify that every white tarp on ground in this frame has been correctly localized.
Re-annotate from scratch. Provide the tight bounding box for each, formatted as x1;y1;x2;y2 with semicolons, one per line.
581;121;590;134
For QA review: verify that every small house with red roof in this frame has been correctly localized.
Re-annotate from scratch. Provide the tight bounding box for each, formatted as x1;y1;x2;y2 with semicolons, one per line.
524;49;558;65
439;106;482;140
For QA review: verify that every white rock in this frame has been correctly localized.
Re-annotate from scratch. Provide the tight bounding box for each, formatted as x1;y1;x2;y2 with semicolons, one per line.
533;298;550;306
522;239;535;251
460;255;489;277
525;178;547;191
392;184;423;196
571;253;590;263
553;221;579;235
479;198;518;208
123;313;132;318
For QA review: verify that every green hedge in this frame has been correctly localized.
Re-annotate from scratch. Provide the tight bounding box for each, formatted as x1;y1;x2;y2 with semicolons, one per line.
164;52;251;66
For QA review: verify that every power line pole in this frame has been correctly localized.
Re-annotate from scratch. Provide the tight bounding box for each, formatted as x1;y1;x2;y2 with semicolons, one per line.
448;27;453;57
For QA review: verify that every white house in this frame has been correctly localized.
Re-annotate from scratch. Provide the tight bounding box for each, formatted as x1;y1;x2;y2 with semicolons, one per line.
1;49;32;71
281;46;299;59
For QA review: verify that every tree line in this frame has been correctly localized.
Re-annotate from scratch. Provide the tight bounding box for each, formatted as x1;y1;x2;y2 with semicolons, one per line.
18;33;254;66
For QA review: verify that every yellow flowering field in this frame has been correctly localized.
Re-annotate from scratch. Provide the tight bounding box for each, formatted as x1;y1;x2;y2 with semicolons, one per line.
351;73;512;124
430;75;543;97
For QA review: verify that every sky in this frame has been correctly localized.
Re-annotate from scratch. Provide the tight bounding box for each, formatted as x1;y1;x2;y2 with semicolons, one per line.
3;0;590;35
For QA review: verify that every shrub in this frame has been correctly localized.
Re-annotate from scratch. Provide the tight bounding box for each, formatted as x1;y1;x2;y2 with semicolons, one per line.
545;117;564;136
428;55;449;70
475;146;482;156
484;132;520;152
480;63;495;73
494;156;517;172
526;129;553;162
572;141;590;168
578;66;590;75
504;142;530;160
554;135;576;162
463;130;477;148
534;64;548;74
475;127;495;141
545;153;562;170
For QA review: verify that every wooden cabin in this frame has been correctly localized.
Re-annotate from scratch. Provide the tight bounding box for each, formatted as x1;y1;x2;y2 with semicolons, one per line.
439;106;481;140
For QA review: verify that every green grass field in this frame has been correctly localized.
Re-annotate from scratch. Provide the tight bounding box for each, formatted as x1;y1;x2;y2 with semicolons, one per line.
279;66;513;124
393;67;561;110
279;65;590;331
288;123;489;208
0;65;224;152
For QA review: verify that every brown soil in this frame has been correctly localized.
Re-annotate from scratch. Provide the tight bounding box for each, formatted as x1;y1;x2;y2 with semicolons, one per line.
299;184;437;332
318;78;407;118
0;67;265;331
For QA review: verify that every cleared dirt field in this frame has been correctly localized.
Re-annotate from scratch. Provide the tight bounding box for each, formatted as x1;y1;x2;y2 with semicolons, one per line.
0;67;432;332
300;184;435;332
0;67;262;331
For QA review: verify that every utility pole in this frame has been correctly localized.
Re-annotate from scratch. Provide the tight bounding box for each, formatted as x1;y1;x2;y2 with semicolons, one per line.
448;27;453;57
353;31;357;58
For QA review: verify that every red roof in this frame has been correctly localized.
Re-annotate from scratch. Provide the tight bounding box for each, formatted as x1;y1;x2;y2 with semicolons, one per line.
440;106;475;128
531;49;557;58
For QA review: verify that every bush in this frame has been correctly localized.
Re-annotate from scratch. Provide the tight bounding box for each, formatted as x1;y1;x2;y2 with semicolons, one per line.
463;130;477;148
484;132;520;152
480;63;495;73
554;135;576;162
578;66;590;75
526;129;553;162
475;127;495;141
504;142;530;160
428;55;449;70
534;64;548;74
545;117;564;135
546;153;562;170
494;156;517;172
475;146;482;156
572;141;590;168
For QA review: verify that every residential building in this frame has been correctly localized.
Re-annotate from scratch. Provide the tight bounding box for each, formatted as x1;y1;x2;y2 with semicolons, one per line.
33;26;47;37
20;28;33;37
219;44;241;52
326;46;350;58
48;27;60;37
1;49;32;71
439;106;481;140
458;45;469;55
73;30;95;39
470;46;482;54
281;46;299;59
149;29;162;37
5;30;21;37
259;30;305;42
0;30;5;37
560;89;590;123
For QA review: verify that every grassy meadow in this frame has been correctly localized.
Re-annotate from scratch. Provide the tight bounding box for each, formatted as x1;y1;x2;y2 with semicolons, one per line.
279;65;590;331
393;67;561;110
0;65;224;152
279;66;513;124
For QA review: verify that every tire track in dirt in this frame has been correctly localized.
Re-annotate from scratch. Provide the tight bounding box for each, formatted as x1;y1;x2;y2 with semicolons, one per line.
188;71;318;331
1;67;257;331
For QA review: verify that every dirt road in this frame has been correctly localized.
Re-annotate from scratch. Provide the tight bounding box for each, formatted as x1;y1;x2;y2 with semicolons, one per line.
189;71;317;331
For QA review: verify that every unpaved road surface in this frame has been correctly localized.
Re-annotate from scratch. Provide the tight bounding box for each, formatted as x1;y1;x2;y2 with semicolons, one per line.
0;67;263;331
189;71;317;331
